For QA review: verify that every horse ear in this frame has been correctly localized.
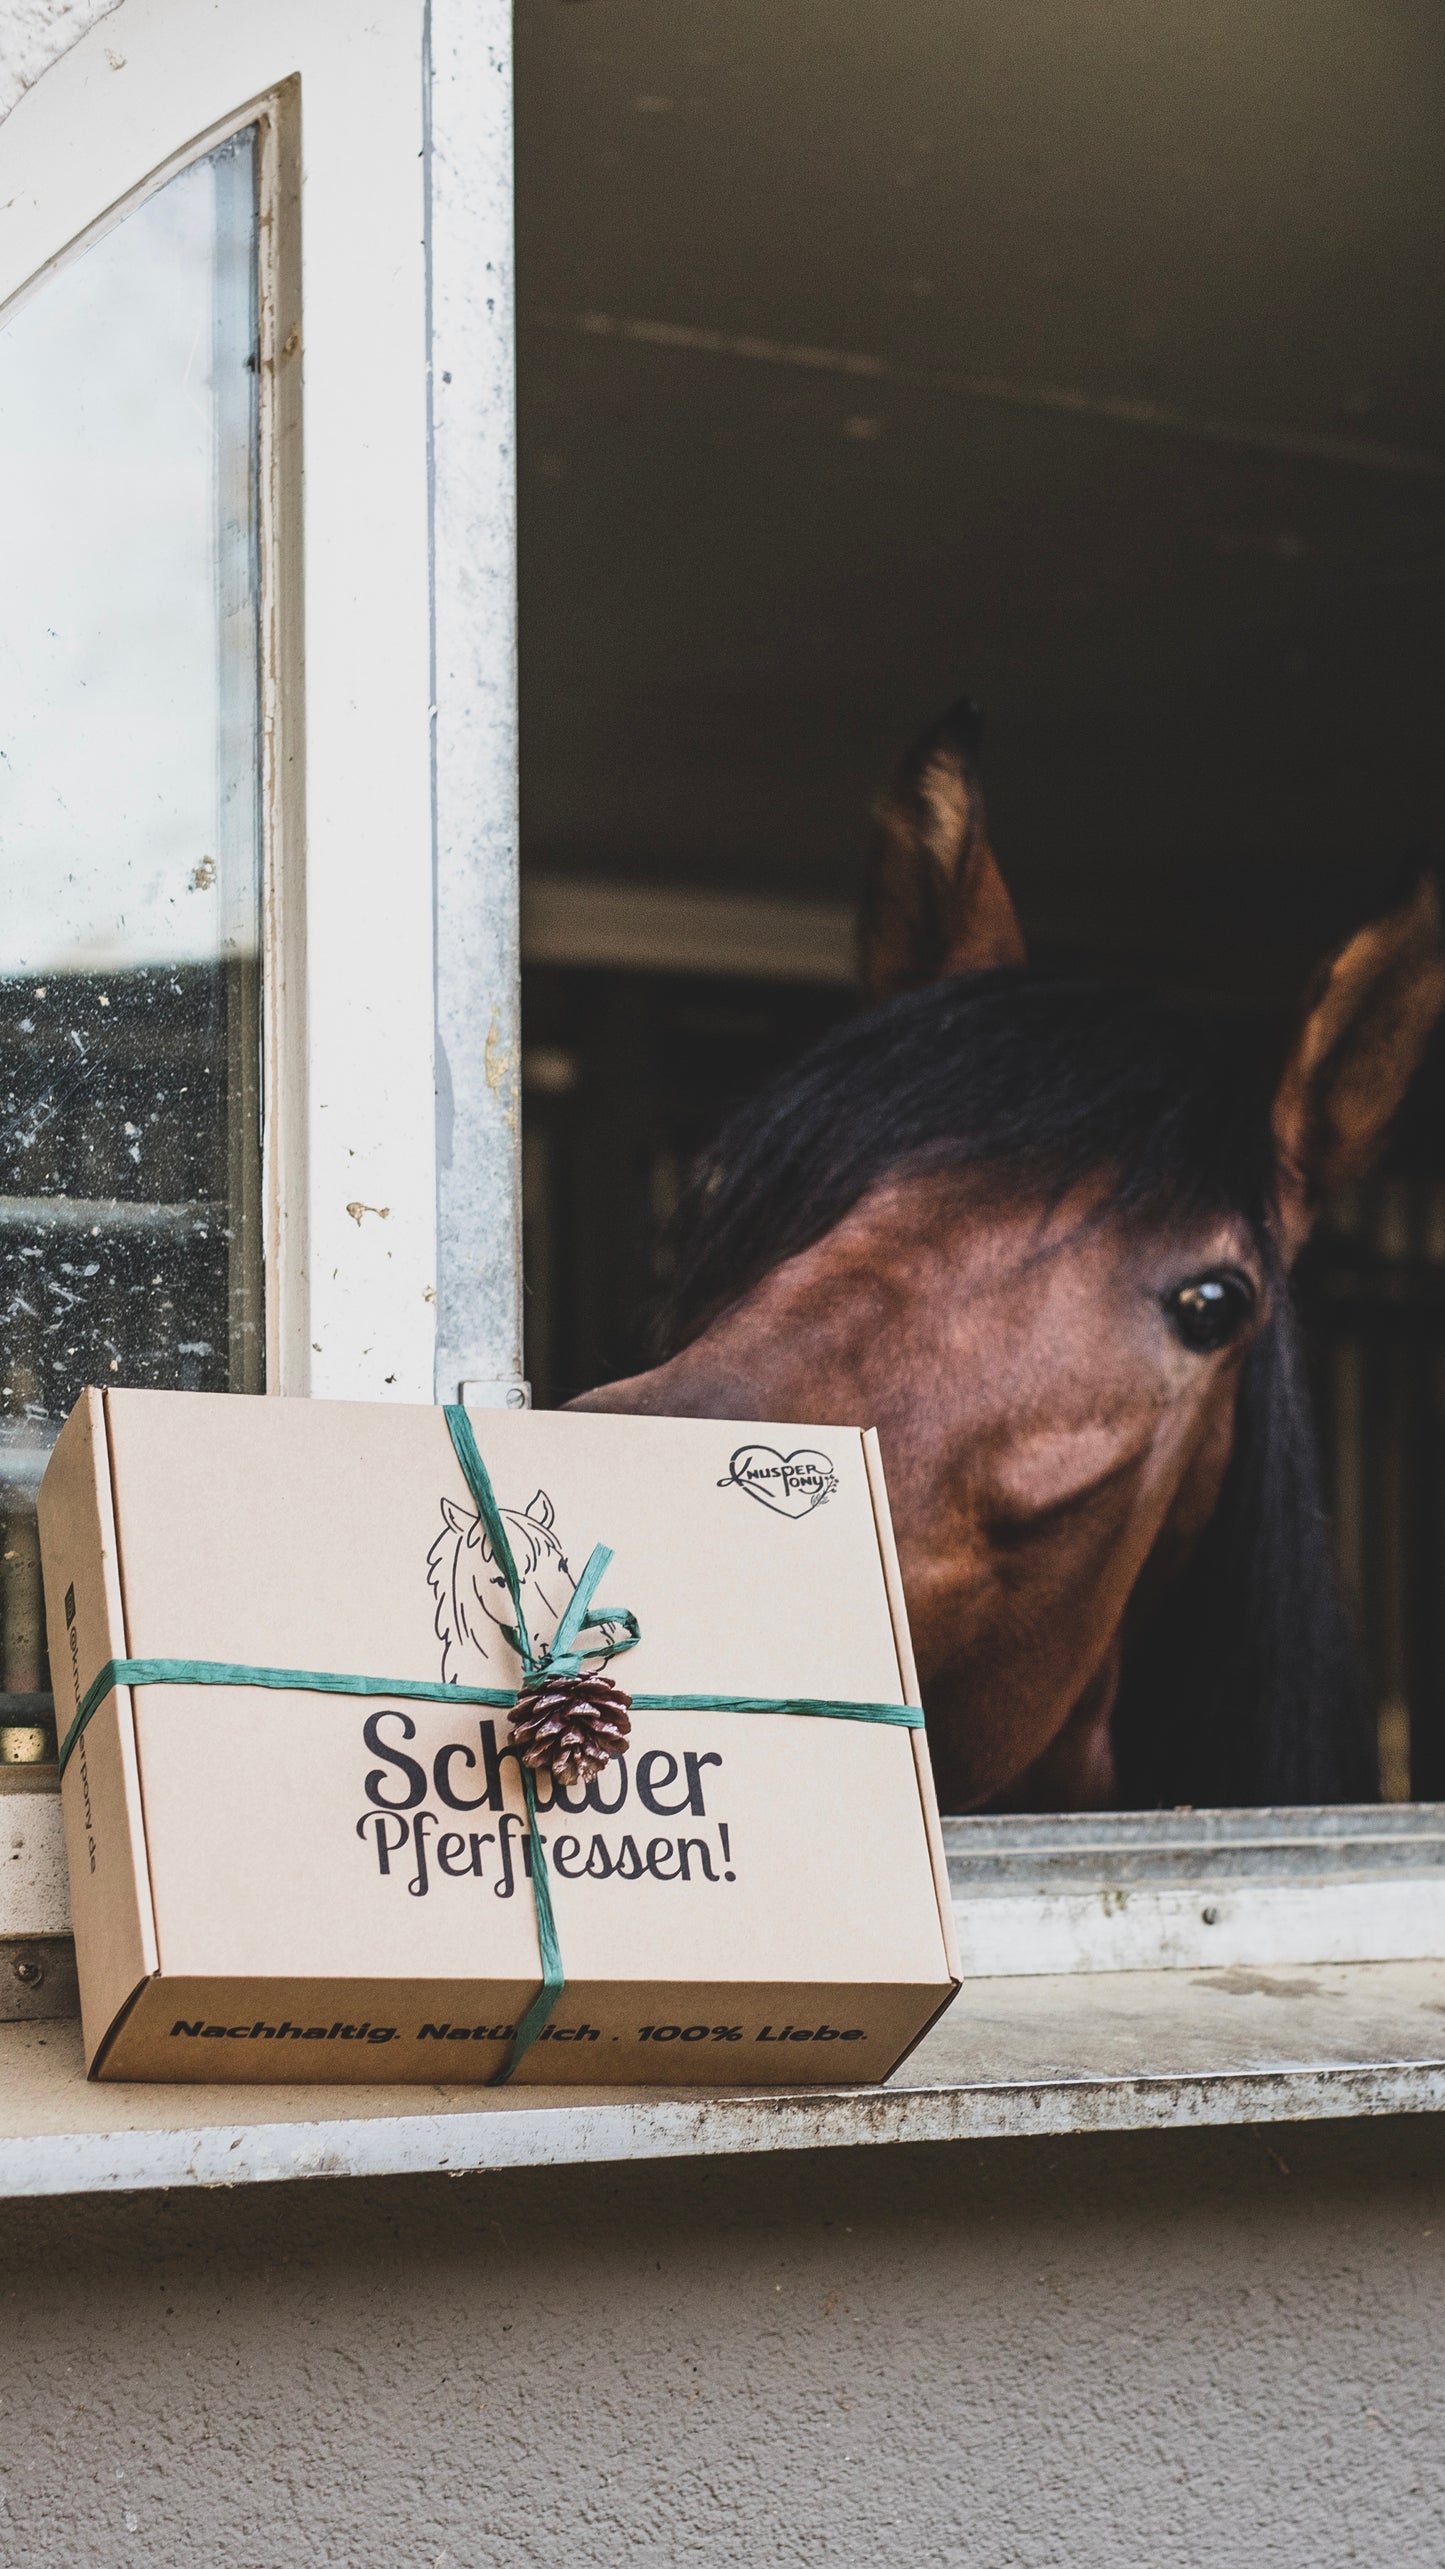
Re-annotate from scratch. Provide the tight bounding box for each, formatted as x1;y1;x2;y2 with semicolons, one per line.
439;1496;475;1537
860;697;1026;998
525;1488;555;1531
1272;866;1445;1260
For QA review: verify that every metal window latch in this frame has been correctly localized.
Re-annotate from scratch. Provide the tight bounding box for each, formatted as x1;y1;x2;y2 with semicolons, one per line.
459;1379;532;1411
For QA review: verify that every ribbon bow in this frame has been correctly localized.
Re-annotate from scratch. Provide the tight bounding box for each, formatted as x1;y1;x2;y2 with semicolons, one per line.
443;1404;640;1689
442;1403;636;2077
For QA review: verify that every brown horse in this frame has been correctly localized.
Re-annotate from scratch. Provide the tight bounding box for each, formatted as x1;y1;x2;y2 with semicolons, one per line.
573;705;1445;1813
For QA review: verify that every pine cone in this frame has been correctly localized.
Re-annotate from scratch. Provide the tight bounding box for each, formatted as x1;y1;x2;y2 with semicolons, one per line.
509;1671;632;1789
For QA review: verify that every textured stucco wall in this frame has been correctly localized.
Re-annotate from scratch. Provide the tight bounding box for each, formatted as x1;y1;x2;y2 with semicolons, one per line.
1;2119;1443;2566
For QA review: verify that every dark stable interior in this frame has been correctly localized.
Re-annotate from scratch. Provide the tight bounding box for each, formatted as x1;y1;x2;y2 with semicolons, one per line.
515;0;1445;1797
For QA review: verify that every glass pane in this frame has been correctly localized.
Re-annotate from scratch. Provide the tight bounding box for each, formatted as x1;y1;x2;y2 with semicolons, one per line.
0;131;263;1757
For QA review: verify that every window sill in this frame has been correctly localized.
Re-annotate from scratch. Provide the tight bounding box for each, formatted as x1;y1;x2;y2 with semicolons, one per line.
7;1783;1445;2196
0;1958;1442;2198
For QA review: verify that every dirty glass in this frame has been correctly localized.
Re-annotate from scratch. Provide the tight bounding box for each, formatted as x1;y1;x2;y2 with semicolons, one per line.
0;131;263;1757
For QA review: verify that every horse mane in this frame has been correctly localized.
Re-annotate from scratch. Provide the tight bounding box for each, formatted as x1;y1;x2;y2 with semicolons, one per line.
1109;1303;1374;1805
655;969;1373;1806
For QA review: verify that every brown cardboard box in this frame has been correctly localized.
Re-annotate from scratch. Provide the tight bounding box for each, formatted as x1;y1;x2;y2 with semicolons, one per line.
38;1390;958;2084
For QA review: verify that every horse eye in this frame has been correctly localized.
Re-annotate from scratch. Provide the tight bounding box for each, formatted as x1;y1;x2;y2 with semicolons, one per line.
1162;1272;1256;1354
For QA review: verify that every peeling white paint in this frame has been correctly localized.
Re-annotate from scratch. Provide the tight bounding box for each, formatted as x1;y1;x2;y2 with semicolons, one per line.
3;1960;1445;2195
0;0;121;127
428;0;522;1400
0;1783;70;1935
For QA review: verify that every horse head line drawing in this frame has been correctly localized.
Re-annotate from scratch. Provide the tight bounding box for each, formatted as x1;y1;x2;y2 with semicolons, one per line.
427;1482;625;1689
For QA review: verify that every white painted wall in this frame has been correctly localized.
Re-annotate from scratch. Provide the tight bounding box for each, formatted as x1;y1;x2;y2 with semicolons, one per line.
0;0;118;124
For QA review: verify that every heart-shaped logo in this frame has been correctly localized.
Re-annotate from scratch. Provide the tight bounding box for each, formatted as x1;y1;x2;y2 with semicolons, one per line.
718;1444;838;1519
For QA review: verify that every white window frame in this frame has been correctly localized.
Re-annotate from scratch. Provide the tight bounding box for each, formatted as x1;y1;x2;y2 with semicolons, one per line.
0;0;521;1410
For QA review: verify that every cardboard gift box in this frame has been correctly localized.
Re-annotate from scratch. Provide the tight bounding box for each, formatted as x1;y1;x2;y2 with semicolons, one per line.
38;1389;959;2084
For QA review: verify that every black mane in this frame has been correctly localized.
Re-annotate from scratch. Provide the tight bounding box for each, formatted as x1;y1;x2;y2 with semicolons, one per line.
657;970;1373;1808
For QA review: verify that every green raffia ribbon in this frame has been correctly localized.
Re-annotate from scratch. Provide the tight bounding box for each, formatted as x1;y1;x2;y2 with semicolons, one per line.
57;1402;923;2083
438;1400;642;2078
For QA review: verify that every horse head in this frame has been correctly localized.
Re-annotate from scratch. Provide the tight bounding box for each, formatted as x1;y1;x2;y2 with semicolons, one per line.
428;1484;587;1686
574;702;1445;1814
